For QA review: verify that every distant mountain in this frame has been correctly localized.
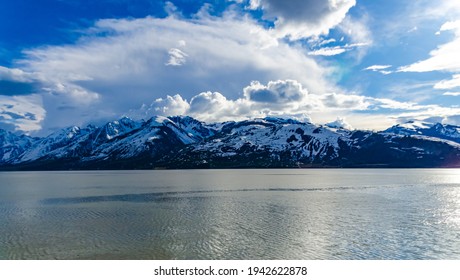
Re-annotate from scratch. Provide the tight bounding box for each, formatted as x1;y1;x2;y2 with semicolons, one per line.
0;129;37;163
383;121;460;143
1;117;460;170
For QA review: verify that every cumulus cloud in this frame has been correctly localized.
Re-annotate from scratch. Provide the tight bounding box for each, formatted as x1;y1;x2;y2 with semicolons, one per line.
243;80;307;103
189;91;255;122
128;94;190;120
326;117;353;130
3;12;337;133
3;2;450;134
128;79;384;125
122;76;460;131
249;0;356;39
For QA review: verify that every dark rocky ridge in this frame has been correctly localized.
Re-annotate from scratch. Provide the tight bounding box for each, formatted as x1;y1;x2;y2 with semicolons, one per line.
1;116;460;170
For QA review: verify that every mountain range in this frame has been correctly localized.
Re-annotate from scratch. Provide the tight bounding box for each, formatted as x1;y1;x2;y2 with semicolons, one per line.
1;116;460;170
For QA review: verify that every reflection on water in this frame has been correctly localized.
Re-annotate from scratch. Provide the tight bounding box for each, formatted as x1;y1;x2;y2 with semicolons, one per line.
0;169;460;259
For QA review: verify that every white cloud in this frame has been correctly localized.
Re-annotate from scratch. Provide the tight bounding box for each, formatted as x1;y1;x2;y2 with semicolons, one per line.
153;94;190;115
393;106;460;126
338;15;372;45
408;26;418;33
127;79;379;124
128;80;318;123
321;92;370;110
363;65;393;75
5;2;458;134
243;80;307;103
443;91;460;96
249;0;356;39
125;77;460;131
336;14;372;60
398;20;460;97
317;38;337;47
399;20;460;73
0;95;46;132
166;48;188;66
440;21;460;32
189;91;256;122
128;94;190;120
434;74;460;89
308;42;370;57
326;117;353;130
373;98;422;110
0;66;34;83
164;1;180;16
364;65;392;71
421;0;460;18
7;13;336;133
308;46;347;56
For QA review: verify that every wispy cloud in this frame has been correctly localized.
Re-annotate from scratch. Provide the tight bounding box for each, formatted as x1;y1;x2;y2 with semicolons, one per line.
363;65;393;75
364;65;392;71
434;74;460;90
308;46;347;56
166;48;188;66
443;91;460;96
399;21;460;73
308;42;370;57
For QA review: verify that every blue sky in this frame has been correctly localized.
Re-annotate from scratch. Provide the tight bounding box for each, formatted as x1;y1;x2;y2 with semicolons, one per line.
1;0;460;135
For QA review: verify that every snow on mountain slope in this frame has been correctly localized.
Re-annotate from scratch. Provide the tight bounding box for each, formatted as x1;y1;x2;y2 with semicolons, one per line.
2;116;460;169
82;116;214;162
0;129;37;163
93;116;142;143
16;126;96;163
383;120;434;135
429;123;460;141
383;121;460;143
187;118;349;165
168;116;216;141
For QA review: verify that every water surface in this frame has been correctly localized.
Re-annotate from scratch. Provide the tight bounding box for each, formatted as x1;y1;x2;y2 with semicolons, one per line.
0;169;459;259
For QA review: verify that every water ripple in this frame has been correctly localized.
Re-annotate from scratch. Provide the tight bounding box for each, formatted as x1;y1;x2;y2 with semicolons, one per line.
40;185;389;205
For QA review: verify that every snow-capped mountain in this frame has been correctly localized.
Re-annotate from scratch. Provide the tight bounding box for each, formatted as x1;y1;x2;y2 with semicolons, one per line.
1;116;460;170
0;129;37;163
383;121;460;143
173;118;346;168
15;125;96;163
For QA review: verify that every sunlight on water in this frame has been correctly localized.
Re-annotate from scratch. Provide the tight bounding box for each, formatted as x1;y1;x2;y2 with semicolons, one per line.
0;169;460;259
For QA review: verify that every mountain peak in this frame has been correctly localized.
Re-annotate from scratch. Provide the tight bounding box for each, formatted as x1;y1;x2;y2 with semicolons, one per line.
2;115;460;168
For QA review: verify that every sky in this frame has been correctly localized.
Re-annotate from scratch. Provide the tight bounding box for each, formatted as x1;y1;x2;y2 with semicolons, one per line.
1;0;460;135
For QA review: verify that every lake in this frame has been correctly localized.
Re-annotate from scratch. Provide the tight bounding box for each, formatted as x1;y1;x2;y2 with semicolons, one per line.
0;169;459;259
